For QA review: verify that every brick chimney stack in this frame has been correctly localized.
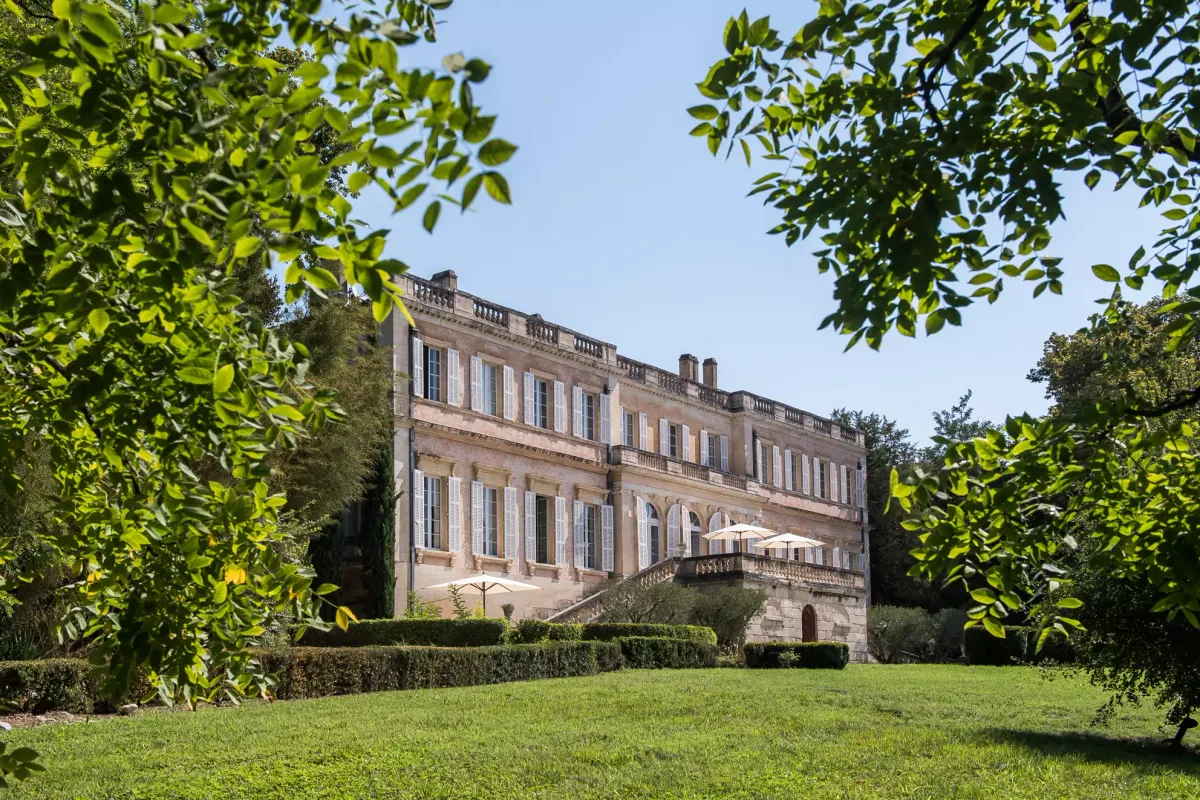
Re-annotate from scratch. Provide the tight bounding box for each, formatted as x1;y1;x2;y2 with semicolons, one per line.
679;353;699;382
702;358;718;388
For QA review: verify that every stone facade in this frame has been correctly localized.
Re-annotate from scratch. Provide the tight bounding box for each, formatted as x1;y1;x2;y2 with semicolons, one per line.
382;271;871;659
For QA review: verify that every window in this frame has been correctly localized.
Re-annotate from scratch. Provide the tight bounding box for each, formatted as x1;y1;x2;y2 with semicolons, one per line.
584;504;598;570
818;461;827;499
535;495;551;563
668;424;680;459
623;412;635;447
533;378;549;429
423;475;443;549
759;443;771;484
647;504;660;564
582;391;596;441
483;486;499;556
788;452;798;491
424;347;443;403
689;512;702;556
482;362;499;416
706;433;719;468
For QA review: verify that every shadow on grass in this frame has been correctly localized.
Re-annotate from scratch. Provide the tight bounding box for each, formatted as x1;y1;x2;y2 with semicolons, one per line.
985;728;1200;773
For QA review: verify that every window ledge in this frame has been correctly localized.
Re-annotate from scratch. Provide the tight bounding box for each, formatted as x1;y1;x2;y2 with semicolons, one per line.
575;567;609;582
415;547;458;567
472;554;515;573
528;561;565;579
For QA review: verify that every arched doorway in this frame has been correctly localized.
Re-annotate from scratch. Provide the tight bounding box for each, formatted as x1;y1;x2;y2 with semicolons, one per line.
801;605;817;642
646;504;661;564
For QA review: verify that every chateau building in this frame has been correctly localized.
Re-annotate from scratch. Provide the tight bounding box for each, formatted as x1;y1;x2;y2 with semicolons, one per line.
382;271;871;660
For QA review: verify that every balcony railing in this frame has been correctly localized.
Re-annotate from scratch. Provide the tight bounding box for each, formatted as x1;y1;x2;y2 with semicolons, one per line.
699;385;729;410
574;333;604;360
677;552;865;590
813;417;832;435
411;277;454;309
618;355;647;383
841;427;859;443
784;406;804;425
753;395;775;415
614;446;748;491
660;373;686;396
526;318;558;344
473;299;508;327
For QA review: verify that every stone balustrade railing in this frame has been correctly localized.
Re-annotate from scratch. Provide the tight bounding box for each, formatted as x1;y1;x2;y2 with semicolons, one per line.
677;553;865;590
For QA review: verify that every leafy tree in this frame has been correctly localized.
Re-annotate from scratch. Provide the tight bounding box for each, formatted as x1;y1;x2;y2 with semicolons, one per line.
919;391;995;464
358;441;396;620
0;0;512;732
694;4;1200;667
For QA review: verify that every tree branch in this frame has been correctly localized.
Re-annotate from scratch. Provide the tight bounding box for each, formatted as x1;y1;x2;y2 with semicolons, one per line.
915;0;989;138
1065;0;1200;163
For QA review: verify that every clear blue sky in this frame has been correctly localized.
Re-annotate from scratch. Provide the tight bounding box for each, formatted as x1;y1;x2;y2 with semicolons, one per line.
351;0;1164;441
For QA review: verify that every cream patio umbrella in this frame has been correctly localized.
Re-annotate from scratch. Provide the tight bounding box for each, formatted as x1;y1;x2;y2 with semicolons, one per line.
758;532;825;559
703;522;774;551
425;574;539;615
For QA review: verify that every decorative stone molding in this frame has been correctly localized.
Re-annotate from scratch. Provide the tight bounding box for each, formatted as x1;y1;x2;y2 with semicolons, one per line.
527;474;561;496
415;547;457;567
472;554;514;573
416;453;457;478
528;561;565;579
473;463;512;487
575;484;608;506
575;566;609;582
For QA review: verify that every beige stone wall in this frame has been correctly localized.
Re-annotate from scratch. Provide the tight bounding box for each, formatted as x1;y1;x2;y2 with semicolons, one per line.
716;577;868;663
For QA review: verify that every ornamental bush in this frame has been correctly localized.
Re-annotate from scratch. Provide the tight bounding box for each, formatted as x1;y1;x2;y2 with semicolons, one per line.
297;619;506;648
508;620;583;645
743;642;850;669
867;606;937;664
0;660;150;714
260;642;620;699
616;637;718;669
580;623;717;645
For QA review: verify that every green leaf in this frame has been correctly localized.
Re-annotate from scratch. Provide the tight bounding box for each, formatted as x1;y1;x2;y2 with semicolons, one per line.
178;367;213;385
306;267;341;292
913;39;940;56
1091;264;1120;281
335;605;359;631
212;364;234;394
723;17;740;54
688;105;719;120
478;139;518;166
464;59;491;83
234;237;261;258
970;588;998;605
1030;32;1057;52
1055;597;1083;609
1114;130;1139;146
423;201;441;234
482;172;511;204
461;174;483;211
88;308;110;335
82;9;123;45
982;616;1006;637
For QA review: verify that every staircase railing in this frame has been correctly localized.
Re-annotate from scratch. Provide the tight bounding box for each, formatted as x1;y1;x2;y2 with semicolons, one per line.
545;557;682;623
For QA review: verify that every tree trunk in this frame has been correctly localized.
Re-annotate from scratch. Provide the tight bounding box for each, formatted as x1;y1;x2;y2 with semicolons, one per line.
1170;717;1197;751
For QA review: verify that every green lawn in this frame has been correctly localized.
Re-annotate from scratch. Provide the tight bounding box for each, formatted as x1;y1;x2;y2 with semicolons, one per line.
5;665;1199;799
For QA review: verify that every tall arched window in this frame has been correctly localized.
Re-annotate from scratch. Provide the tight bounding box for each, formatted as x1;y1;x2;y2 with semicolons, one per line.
646;504;660;564
689;512;703;556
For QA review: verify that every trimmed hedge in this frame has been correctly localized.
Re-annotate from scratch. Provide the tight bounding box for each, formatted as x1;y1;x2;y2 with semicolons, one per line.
297;618;507;648
508;619;583;645
616;637;718;669
581;623;718;646
743;642;850;669
260;641;620;699
0;659;149;714
964;625;1077;666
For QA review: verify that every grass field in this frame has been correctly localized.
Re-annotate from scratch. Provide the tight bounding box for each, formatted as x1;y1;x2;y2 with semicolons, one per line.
4;665;1199;799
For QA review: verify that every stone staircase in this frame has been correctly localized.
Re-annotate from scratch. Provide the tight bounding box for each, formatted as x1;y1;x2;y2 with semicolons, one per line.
542;557;684;624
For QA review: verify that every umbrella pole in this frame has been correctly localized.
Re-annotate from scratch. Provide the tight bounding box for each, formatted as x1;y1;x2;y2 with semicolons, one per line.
481;587;487;615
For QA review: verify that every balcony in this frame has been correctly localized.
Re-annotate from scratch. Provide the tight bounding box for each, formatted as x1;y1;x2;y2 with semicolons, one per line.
677;552;865;592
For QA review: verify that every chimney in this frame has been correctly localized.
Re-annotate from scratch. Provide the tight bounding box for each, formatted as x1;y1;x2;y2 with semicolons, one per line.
679;353;699;382
431;269;458;290
703;358;718;388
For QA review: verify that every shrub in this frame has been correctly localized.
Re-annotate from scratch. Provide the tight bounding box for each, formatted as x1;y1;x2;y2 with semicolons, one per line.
691;587;768;649
867;606;937;663
616;637;718;669
744;642;849;669
508;620;583;644
259;641;621;699
297;618;506;648
581;623;716;645
0;659;149;714
598;581;698;624
964;625;1032;666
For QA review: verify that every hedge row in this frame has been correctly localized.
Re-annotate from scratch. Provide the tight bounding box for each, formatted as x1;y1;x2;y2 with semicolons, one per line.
743;642;850;669
297;618;507;648
508;619;583;645
964;626;1076;666
260;641;621;699
616;637;718;669
0;659;148;714
508;620;718;647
